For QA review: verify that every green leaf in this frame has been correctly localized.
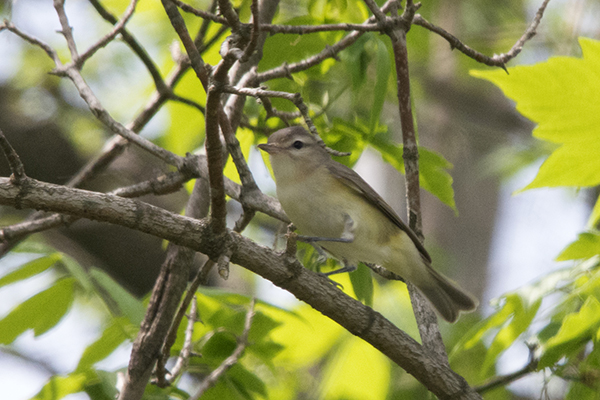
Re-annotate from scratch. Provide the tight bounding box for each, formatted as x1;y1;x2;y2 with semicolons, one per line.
201;331;238;364
0;253;61;288
259;16;329;73
61;254;95;294
471;38;600;191
556;232;600;261
76;317;131;372
29;372;88;400
369;38;390;134
540;296;600;369
588;195;600;229
0;278;75;344
228;364;267;398
320;335;390;400
480;294;541;377
89;268;145;325
84;370;119;400
349;263;374;306
369;132;456;210
419;147;456;211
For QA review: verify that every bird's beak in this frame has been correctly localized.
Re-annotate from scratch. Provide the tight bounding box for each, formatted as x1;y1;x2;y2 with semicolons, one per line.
257;143;278;154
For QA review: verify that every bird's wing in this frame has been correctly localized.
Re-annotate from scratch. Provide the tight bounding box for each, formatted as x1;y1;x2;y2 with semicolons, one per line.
326;162;432;263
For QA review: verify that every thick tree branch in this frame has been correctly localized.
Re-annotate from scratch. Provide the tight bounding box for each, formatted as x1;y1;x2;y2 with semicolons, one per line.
0;177;479;399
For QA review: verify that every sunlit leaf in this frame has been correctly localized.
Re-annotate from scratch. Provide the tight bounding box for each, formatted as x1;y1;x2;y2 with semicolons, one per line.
481;294;540;377
471;38;600;191
369;38;391;134
349;263;374;306
76;317;131;372
588;195;600;229
265;303;343;367
369;132;456;210
89;268;145;325
29;373;87;400
320;335;390;400
0;253;61;288
0;278;75;344
556;232;600;261
540;296;600;368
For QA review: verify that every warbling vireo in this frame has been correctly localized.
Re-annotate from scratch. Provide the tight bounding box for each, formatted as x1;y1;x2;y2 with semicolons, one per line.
258;126;477;322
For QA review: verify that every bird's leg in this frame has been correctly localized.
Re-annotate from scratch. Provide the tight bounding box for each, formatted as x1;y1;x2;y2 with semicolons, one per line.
297;213;356;244
311;244;328;264
322;261;357;276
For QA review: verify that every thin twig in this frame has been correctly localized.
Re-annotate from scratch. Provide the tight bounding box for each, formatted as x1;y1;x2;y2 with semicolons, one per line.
255;0;397;83
373;0;452;367
239;0;260;63
88;0;168;93
7;5;186;171
161;0;230;234
170;0;228;24
475;351;539;393
77;0;139;67
190;298;255;400
54;0;79;58
165;296;199;383
260;22;384;34
219;85;350;157
0;21;61;64
413;0;551;69
0;129;27;184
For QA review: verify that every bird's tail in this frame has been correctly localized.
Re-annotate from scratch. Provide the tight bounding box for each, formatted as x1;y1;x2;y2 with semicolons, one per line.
416;265;478;323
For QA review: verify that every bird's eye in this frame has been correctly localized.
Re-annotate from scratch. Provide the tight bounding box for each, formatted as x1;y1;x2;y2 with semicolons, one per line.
292;140;304;149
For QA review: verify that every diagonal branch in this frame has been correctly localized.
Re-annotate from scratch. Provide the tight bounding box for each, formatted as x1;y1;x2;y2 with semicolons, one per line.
54;0;79;58
0;176;479;399
0;129;27;184
77;0;139;67
413;0;551;69
88;0;168;93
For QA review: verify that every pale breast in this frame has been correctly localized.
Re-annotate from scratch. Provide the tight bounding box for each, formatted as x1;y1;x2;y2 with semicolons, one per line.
276;166;400;266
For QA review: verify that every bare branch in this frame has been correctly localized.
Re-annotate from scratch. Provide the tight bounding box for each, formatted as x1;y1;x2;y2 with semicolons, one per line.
239;0;260;63
53;0;79;58
88;0;168;93
2;21;184;169
77;0;139;67
190;298;256;399
217;0;240;32
0;129;27;184
475;348;539;393
255;0;397;83
170;0;228;24
167;296;199;383
0;175;479;399
55;64;185;168
413;0;551;69
259;22;384;34
0;21;61;64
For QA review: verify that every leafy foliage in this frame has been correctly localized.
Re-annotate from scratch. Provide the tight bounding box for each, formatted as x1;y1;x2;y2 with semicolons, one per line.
466;38;600;396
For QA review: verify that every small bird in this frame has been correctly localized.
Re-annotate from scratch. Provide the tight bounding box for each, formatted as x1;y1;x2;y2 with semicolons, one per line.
258;126;477;322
